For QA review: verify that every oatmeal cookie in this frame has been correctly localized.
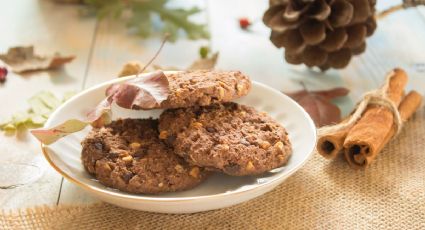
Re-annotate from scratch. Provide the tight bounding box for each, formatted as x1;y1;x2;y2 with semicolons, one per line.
159;103;292;176
81;119;208;194
157;70;251;109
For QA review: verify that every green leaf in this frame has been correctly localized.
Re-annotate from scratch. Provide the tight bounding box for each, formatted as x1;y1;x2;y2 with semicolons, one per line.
82;0;209;41
129;10;152;38
162;21;179;42
28;96;51;116
37;91;62;109
2;124;16;132
1;91;76;133
27;91;62;119
30;114;48;126
92;0;124;19
62;91;77;102
12;111;31;127
0;117;12;129
160;5;209;40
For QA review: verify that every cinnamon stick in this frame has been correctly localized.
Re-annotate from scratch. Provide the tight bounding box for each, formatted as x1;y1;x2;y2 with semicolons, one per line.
317;68;407;160
343;69;407;167
398;91;423;122
344;90;422;169
317;126;349;159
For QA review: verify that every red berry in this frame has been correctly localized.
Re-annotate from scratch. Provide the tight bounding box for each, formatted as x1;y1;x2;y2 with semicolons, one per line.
239;17;251;29
0;67;7;83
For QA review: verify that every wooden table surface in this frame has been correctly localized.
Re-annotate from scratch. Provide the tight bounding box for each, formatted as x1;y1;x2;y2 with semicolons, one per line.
1;0;424;211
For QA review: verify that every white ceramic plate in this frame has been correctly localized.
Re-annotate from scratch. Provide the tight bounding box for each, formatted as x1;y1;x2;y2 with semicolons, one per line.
41;72;316;213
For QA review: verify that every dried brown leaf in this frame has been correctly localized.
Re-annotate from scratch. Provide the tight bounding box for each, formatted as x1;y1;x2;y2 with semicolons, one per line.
286;87;349;127
314;87;349;99
118;48;219;75
117;61;143;77
0;46;75;73
31;98;112;145
86;97;113;128
188;52;219;70
31;119;90;145
152;64;181;71
107;71;169;109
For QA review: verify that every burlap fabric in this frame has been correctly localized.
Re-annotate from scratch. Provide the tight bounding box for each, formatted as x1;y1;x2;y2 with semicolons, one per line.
2;108;424;230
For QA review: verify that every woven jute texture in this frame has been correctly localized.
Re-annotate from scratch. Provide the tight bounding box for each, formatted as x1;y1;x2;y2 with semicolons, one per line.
2;108;425;230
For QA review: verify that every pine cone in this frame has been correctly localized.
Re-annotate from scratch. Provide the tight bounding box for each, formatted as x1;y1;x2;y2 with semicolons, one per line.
263;0;377;70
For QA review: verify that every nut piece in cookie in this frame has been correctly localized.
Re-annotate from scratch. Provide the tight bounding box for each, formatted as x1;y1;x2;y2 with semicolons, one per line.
159;102;292;176
81;118;209;194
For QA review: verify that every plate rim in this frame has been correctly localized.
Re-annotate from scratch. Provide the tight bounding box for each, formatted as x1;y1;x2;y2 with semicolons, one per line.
41;72;317;203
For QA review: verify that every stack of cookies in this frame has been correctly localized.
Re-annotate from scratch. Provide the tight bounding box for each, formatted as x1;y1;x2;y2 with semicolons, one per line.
81;70;292;194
